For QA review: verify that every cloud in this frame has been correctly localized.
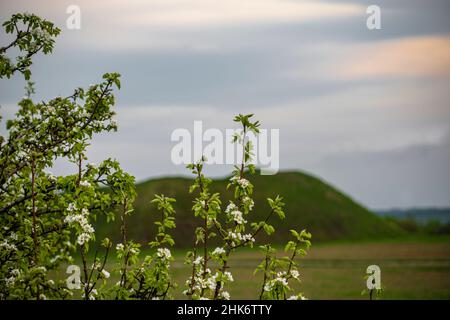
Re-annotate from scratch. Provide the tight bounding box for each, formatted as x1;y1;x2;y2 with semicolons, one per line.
72;0;364;52
286;36;450;82
0;0;365;52
113;0;364;28
308;137;450;208
335;36;450;79
1;0;450;208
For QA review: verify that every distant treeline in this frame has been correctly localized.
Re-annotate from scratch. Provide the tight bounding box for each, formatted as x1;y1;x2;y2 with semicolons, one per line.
376;208;450;235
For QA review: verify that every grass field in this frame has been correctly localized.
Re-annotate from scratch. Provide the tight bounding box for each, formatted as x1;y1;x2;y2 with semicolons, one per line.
171;240;450;299
240;241;450;299
64;237;450;300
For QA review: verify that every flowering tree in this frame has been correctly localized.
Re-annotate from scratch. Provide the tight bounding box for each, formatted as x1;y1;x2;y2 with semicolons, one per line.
255;229;311;300
0;13;135;300
0;13;312;300
181;114;311;300
113;194;177;300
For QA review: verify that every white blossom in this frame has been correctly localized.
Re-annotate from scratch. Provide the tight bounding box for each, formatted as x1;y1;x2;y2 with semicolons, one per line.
242;234;255;243
8;232;18;241
157;248;172;260
227;231;254;244
81;222;94;234
220;291;231;300
193;256;203;265
223;271;234;282
236;178;249;188
203;277;217;290
225;202;237;214
82;288;98;300
0;240;17;251
230;210;246;224
77;232;92;246
79;180;91;188
243;196;254;210
264;282;273;292
101;269;110;279
5;277;15;287
276;271;287;278
65;209;94;242
212;247;226;256
35;266;47;273
11;269;20;277
275;276;289;287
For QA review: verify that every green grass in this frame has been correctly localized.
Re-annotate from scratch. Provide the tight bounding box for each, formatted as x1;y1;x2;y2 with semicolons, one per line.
94;171;404;246
65;238;450;299
210;239;450;299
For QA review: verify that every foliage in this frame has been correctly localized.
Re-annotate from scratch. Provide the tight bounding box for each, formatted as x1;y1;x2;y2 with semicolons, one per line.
255;229;311;300
0;12;133;300
112;194;177;300
182;114;290;300
1;13;60;80
0;13;312;300
103;172;402;246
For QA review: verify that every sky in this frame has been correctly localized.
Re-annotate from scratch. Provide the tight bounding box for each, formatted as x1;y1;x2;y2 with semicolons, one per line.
0;0;449;209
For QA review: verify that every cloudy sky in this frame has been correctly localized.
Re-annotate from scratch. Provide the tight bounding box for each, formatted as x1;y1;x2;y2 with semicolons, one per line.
1;0;449;209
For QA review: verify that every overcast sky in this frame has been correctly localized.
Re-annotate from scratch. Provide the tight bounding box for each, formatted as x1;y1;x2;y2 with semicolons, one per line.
1;0;449;209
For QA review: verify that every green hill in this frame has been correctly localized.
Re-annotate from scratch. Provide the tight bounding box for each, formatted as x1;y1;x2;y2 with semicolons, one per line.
95;171;403;246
